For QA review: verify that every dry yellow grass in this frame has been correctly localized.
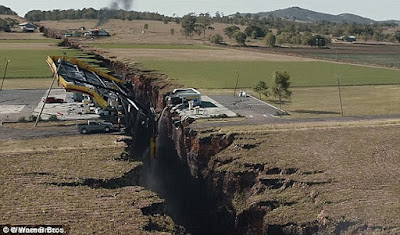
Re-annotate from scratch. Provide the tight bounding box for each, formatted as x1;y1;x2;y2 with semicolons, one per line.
0;134;177;234
203;122;400;233
39;19;234;45
0;15;24;22
0;32;47;40
102;47;314;62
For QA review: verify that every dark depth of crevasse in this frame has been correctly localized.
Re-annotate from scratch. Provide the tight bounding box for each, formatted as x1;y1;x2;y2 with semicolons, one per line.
138;115;236;235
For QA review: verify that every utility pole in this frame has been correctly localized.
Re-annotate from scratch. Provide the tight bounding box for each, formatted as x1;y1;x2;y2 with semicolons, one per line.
233;71;240;96
34;56;64;127
0;59;10;91
336;74;344;117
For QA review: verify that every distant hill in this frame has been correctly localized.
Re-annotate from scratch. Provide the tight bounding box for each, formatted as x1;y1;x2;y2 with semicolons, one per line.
244;7;399;25
0;5;17;15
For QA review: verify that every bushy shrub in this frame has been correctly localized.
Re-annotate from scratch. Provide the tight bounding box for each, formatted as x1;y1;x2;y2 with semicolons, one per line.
210;34;223;44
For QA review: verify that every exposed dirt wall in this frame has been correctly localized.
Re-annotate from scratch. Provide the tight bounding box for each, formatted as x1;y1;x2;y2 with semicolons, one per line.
63;38;320;233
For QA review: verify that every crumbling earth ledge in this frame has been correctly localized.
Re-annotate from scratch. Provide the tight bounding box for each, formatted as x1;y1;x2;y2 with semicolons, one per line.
63;39;400;235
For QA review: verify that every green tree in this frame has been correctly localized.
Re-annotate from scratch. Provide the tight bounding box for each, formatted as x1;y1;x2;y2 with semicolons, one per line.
308;35;327;47
272;71;292;110
251;31;257;39
233;31;247;46
373;31;384;41
244;25;265;37
224;25;240;39
301;32;313;45
361;33;370;42
332;28;345;37
210;34;223;44
254;81;269;100
162;17;169;24
264;32;276;47
291;33;302;44
143;23;149;30
197;13;213;39
0;5;17;15
276;32;292;44
181;13;197;38
0;18;18;32
395;31;400;42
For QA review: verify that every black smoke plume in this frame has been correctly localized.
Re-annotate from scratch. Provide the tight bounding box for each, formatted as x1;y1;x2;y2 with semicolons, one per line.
97;0;134;26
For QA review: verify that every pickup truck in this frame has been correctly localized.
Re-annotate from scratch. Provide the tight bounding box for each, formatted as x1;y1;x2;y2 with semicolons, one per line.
77;121;113;134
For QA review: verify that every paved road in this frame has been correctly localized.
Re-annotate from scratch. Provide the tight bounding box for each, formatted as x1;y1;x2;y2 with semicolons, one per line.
0;89;46;122
0;89;94;140
209;95;283;120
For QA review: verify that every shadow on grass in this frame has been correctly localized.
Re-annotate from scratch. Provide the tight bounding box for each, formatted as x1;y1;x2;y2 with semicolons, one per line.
293;110;341;115
46;166;142;189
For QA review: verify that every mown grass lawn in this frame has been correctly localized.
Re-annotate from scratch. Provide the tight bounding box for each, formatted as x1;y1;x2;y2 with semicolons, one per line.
0;49;107;79
140;60;400;88
0;49;88;78
0;39;62;43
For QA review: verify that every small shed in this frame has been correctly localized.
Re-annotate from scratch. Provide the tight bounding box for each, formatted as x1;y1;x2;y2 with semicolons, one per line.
84;28;110;37
346;36;357;42
171;88;202;106
19;22;37;32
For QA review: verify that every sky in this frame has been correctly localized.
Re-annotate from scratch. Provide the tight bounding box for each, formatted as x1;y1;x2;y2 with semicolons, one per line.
1;0;399;21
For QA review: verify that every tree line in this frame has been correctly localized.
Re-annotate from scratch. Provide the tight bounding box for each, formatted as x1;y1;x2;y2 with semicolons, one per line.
24;8;171;22
178;12;399;46
216;12;399;43
0;5;17;15
13;7;400;44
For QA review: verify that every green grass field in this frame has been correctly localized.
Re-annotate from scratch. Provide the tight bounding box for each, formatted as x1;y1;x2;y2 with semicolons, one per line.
140;60;400;88
88;43;219;50
308;54;400;68
0;49;107;78
0;39;62;43
0;49;88;78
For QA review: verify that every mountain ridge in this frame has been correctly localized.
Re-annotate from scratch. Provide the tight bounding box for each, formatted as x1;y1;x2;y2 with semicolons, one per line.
244;7;399;25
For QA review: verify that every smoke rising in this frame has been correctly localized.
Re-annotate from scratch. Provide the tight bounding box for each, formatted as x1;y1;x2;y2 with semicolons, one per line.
97;0;134;26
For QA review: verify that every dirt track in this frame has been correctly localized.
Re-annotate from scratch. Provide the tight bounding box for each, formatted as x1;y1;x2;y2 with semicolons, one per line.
0;124;77;140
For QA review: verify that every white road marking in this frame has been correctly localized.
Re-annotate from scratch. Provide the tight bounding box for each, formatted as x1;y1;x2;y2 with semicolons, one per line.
248;95;284;112
263;114;268;117
0;105;25;114
249;115;254;118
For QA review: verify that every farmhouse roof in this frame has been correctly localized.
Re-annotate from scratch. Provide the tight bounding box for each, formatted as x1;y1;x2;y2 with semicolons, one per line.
19;22;37;28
